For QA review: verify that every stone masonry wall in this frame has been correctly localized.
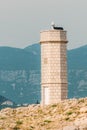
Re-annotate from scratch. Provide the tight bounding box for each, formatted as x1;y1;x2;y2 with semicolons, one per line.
40;30;68;105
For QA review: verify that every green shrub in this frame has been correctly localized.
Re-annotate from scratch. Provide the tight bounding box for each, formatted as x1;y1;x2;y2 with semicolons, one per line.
16;120;23;125
66;111;73;115
29;126;35;130
51;104;57;107
44;120;52;123
65;117;70;121
13;126;20;130
78;99;84;104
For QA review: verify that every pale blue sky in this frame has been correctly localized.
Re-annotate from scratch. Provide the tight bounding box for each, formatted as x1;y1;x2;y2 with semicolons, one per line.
0;0;87;49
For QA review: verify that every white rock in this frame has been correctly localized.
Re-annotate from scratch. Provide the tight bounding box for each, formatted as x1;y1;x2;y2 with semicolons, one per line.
80;106;87;113
79;124;87;130
63;125;78;130
74;117;87;126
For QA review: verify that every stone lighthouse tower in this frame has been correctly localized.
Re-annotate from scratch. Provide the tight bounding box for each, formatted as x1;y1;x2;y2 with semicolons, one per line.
40;24;68;105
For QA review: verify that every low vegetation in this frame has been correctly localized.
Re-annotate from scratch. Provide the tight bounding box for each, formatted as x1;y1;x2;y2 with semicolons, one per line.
0;98;87;129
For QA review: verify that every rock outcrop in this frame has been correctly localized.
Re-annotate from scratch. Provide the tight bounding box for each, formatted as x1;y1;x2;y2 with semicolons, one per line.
0;98;87;129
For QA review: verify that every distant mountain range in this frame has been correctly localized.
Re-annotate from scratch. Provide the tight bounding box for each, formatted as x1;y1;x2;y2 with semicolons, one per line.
0;44;87;106
0;46;40;70
68;45;87;98
0;44;41;105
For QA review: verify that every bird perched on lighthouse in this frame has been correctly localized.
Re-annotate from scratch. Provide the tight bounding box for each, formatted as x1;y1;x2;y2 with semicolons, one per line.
51;22;64;30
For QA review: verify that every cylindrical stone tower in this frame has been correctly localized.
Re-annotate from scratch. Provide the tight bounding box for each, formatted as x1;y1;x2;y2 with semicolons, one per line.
40;26;68;105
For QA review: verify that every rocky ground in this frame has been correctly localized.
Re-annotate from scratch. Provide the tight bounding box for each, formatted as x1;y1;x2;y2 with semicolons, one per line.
0;98;87;130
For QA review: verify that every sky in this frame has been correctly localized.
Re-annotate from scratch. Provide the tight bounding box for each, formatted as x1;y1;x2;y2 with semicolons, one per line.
0;0;87;49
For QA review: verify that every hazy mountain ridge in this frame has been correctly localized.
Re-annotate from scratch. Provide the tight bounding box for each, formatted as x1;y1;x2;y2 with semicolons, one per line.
0;44;87;105
68;45;87;98
0;46;40;70
0;45;41;104
0;70;40;104
68;45;87;69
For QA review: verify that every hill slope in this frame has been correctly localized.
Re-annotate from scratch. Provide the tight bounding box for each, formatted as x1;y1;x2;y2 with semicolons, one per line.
68;45;87;69
0;98;87;129
0;46;41;104
0;46;40;70
68;45;87;98
0;95;15;109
